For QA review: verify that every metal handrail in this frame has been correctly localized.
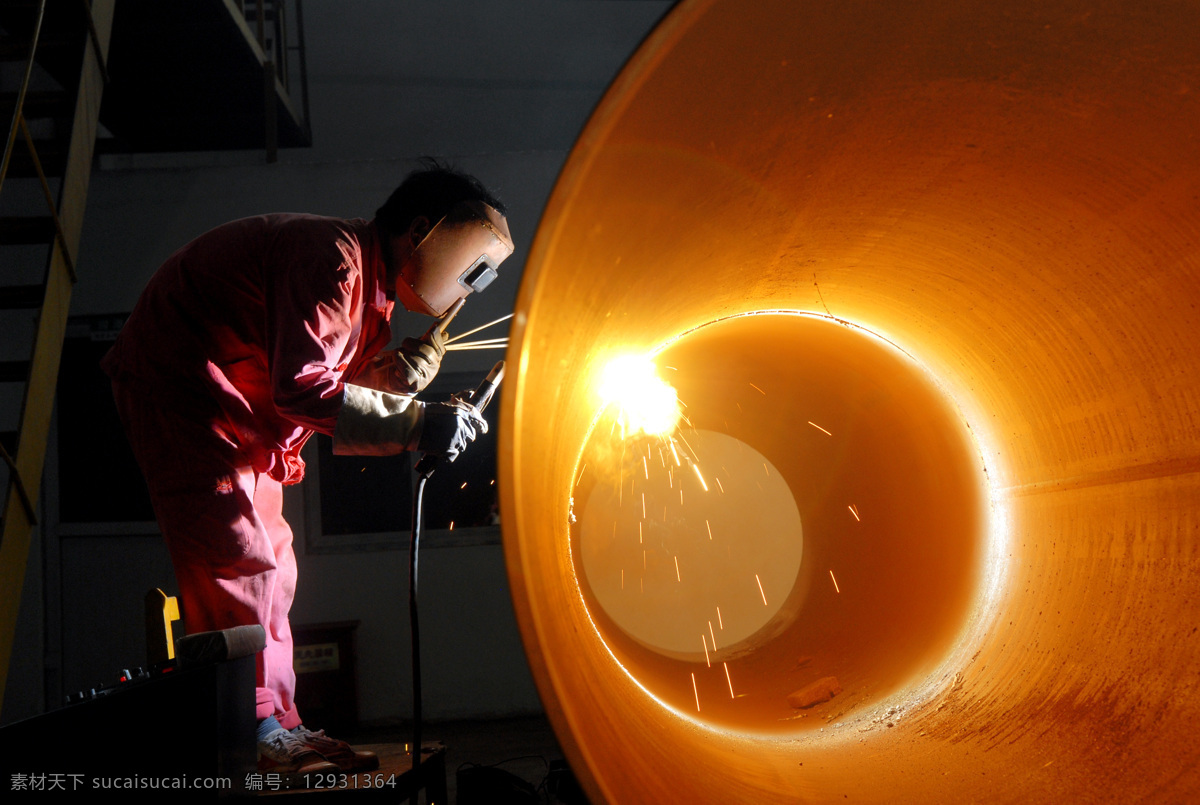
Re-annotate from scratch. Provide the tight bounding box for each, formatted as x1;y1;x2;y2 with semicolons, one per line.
242;0;311;132
78;0;111;85
291;0;311;139
19;115;77;284
0;0;48;198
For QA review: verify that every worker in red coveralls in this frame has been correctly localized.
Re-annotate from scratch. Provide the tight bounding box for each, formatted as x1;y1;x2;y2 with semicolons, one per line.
102;164;514;778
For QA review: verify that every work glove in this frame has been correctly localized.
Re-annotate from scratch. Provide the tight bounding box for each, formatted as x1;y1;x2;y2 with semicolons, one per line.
418;395;488;462
392;326;447;393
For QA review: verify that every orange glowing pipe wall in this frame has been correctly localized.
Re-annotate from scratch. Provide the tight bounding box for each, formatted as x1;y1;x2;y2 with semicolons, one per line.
500;0;1200;801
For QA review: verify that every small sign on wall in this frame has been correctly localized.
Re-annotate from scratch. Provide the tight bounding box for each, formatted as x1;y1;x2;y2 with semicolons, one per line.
295;642;340;674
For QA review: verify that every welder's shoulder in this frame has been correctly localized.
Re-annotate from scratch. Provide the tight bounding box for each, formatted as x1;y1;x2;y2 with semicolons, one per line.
261;213;373;271
263;213;369;249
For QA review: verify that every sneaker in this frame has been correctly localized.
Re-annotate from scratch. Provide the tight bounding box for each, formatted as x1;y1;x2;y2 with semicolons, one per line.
258;727;338;779
290;725;379;772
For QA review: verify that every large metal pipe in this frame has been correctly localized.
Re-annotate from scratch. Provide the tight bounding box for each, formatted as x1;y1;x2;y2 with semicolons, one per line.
501;1;1200;801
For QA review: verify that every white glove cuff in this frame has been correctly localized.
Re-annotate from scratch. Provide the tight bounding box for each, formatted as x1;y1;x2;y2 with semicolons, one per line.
333;384;424;456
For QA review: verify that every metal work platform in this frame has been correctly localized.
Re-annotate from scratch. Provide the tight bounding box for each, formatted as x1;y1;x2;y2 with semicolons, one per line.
260;743;449;802
100;0;311;155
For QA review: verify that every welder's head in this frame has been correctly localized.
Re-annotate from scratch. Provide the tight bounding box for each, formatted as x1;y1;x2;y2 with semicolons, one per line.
376;162;514;316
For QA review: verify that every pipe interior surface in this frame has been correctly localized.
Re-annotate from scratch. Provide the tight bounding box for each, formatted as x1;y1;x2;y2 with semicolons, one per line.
502;0;1200;802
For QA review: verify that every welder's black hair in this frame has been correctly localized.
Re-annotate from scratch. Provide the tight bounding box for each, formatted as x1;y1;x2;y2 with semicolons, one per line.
375;158;506;241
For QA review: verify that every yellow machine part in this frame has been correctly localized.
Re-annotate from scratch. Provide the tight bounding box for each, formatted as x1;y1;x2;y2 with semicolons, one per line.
500;0;1200;802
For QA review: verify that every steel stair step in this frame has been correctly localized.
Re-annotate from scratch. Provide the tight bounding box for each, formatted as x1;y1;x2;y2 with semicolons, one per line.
0;35;73;61
0;285;45;309
0;217;56;245
3;140;69;178
0;361;31;383
0;90;76;121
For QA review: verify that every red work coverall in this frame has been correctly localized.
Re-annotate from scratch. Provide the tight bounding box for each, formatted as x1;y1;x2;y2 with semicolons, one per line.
103;214;396;727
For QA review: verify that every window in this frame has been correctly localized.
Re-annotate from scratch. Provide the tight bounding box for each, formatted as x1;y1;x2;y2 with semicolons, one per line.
302;370;503;553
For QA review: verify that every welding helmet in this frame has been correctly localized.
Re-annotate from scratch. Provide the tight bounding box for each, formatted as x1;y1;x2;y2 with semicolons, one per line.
396;200;514;316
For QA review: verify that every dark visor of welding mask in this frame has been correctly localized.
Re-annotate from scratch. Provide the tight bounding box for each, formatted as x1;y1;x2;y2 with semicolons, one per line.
459;255;500;293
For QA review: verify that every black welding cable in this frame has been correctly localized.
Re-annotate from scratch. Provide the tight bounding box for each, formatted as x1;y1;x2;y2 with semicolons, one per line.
406;362;504;803
409;470;430;804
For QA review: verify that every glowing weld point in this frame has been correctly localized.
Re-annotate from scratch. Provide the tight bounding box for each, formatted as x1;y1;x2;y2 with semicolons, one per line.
716;606;723;629
749;382;766;395
599;355;680;436
691;463;709;492
830;569;841;593
756;574;768;605
692;673;701;712
702;635;711;667
675;556;681;582
724;662;735;698
849;504;861;521
808;421;833;436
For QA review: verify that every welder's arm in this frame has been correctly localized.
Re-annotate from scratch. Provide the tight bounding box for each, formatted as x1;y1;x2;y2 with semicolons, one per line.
332;384;423;456
332;384;487;459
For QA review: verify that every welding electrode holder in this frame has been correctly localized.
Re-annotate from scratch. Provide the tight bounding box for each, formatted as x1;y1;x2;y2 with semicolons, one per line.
410;297;464;362
427;297;464;342
414;360;505;479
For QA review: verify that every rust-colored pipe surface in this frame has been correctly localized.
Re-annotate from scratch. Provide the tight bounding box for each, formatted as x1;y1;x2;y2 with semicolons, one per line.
501;1;1200;802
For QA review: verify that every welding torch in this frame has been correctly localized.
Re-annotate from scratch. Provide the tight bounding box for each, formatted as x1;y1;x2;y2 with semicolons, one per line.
414;360;504;478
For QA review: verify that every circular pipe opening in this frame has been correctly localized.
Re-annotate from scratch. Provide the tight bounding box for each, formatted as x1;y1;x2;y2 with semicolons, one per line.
571;313;987;733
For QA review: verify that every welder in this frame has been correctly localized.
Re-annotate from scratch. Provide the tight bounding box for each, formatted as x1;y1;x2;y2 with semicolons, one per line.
102;163;514;777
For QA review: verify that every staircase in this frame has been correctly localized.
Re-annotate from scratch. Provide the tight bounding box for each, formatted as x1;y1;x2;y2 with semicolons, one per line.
0;0;113;708
0;0;311;715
